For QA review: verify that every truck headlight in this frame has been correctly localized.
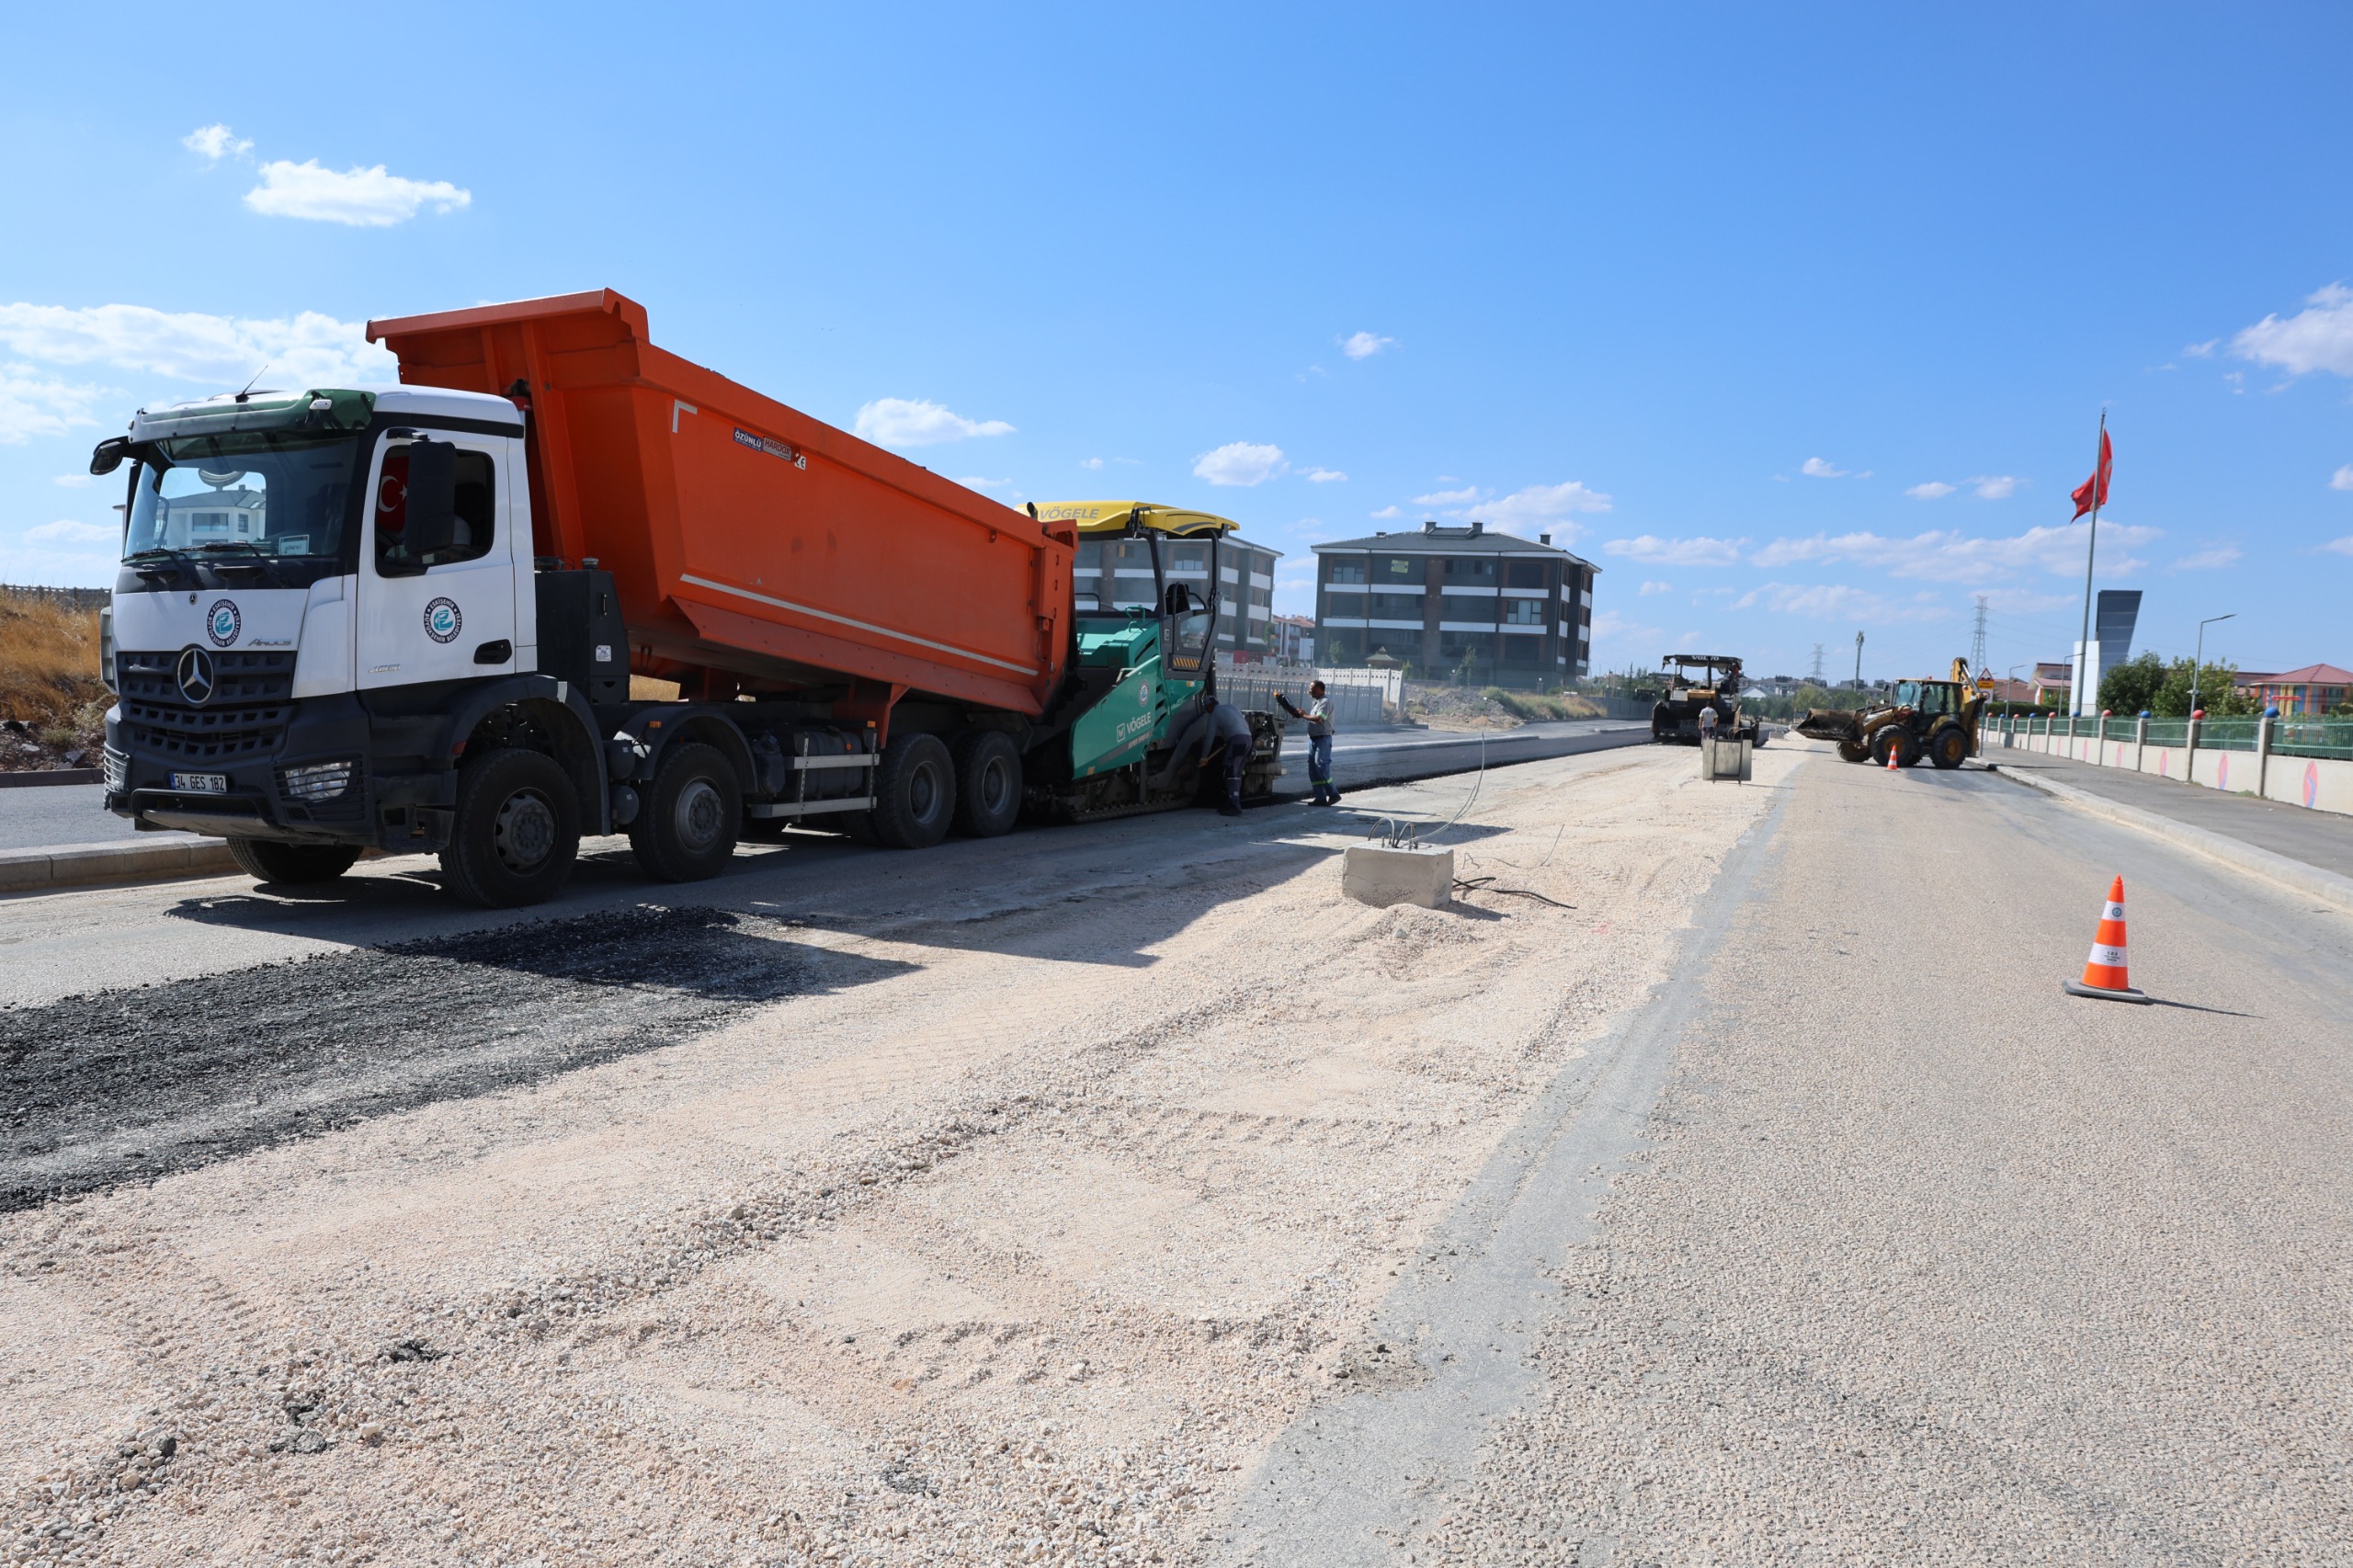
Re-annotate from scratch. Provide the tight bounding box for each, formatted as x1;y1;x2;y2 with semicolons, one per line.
278;759;356;802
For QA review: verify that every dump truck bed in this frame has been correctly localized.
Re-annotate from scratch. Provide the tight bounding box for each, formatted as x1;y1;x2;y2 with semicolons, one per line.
368;290;1072;717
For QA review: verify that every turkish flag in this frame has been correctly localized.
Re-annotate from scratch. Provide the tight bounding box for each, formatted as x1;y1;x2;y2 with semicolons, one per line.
2072;429;2112;518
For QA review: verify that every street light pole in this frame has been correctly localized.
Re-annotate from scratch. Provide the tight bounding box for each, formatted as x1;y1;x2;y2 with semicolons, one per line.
1854;630;1865;694
2191;613;2235;714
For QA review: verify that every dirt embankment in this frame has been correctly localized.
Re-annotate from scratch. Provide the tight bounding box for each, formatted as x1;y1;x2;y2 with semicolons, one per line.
0;595;108;769
0;748;1779;1567
1403;682;1601;731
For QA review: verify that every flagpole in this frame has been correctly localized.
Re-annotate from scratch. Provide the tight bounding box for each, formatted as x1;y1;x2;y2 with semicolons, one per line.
2074;407;2108;717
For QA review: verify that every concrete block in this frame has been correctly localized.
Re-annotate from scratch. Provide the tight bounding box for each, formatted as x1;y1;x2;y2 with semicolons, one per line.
1342;843;1456;908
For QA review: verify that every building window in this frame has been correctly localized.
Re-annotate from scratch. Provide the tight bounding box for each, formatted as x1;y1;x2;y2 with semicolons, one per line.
1369;592;1423;618
1438;594;1495;621
1502;598;1543;626
1443;557;1496;582
1505;561;1546;589
1326;559;1367;585
1377;556;1417;580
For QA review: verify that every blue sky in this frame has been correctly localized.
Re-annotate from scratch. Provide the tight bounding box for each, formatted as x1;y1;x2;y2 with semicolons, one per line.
4;2;2350;682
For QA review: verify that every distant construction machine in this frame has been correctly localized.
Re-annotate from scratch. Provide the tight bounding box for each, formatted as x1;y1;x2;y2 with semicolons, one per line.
1650;654;1760;745
1795;659;1988;769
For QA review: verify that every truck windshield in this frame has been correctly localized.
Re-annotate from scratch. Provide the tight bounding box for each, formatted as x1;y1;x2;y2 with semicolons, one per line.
124;430;361;563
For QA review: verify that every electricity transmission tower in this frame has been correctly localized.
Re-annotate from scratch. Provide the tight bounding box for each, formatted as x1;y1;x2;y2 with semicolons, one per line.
1809;643;1826;684
1970;596;1989;676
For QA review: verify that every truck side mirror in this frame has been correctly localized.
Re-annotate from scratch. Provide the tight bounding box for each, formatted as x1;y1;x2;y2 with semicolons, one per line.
404;437;460;559
89;437;131;476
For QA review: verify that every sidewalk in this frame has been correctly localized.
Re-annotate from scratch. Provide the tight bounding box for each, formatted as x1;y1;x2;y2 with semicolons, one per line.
1992;747;2353;886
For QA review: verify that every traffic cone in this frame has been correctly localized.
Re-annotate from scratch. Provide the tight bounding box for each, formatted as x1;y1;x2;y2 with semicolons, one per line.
1884;741;1901;771
2062;875;2150;1003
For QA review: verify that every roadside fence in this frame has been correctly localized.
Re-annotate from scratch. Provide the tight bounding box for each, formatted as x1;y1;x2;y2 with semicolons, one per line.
2;585;109;611
1984;709;2353;814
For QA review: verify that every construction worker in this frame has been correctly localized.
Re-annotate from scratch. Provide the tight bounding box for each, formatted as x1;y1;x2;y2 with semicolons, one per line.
1202;699;1254;817
1697;702;1719;744
1292;680;1340;805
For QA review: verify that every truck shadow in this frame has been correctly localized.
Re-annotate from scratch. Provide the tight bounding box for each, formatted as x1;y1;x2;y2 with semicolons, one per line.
0;905;913;1212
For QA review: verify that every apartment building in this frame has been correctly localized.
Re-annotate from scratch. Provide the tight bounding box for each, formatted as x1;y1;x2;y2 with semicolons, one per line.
1312;520;1597;678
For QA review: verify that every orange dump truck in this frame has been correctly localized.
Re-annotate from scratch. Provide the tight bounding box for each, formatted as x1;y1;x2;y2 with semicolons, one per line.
95;290;1280;906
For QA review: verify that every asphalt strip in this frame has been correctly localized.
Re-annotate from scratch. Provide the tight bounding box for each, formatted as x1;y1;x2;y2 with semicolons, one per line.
1221;757;1798;1566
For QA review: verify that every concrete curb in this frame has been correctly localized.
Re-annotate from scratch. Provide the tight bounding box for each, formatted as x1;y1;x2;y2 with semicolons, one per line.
0;837;239;896
0;767;102;789
1994;763;2353;915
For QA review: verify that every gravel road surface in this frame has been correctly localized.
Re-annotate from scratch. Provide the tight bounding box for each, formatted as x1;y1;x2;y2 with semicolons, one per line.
2;744;1772;1566
7;738;2344;1566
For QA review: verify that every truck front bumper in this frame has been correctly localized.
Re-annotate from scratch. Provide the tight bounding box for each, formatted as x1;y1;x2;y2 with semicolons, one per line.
106;689;381;847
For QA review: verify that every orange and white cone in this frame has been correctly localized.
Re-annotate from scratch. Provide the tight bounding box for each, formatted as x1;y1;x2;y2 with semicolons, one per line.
1884;740;1901;771
2062;875;2150;1003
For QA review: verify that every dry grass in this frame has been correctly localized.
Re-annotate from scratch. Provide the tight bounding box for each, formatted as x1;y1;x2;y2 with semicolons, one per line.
0;597;108;751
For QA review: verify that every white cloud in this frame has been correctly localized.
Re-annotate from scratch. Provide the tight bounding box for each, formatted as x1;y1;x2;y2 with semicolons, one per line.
1339;331;1394;360
2231;283;2353;377
2169;545;2242;572
1413;486;1481;506
1306;468;1347;483
1077;457;1104;471
954;476;1015;492
1799;457;1848;478
2183;339;2217;358
244;160;472;227
0;365;109;444
53;473;95;487
2331;464;2353;492
1602;534;1747;567
0;303;392;388
1460;481;1613;537
1639;580;1672;597
26;518;115;543
1970;474;2020;500
854;397;1016;448
2323;537;2353;557
183;123;252;161
1732;582;1949;624
1192;441;1287;487
1749;521;2158;583
1904;481;1956;500
1370;505;1403;519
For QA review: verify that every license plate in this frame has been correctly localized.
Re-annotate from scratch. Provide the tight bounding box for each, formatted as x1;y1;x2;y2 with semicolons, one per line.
171;772;229;794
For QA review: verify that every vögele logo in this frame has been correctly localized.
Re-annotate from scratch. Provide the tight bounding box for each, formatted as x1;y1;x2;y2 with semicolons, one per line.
206;599;241;647
424;597;463;644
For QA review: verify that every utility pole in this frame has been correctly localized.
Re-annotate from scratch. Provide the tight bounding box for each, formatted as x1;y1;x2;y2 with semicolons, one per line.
1970;596;1988;677
1853;630;1865;692
1810;642;1826;684
2192;612;2235;714
2074;408;2109;718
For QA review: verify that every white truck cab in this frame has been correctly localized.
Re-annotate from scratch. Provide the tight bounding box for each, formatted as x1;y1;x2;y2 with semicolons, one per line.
95;384;622;903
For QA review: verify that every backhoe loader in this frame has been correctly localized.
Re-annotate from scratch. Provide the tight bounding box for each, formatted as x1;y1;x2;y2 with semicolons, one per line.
1795;659;1986;769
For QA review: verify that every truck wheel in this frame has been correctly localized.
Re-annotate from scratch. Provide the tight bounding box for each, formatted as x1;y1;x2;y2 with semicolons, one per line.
870;732;955;849
1928;726;1970;769
1836;740;1870;763
630;742;742;881
949;732;1022;837
440;747;580;907
1871;727;1915;768
227;838;360;886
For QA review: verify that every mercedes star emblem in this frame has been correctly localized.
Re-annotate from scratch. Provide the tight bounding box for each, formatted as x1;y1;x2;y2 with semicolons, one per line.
176;646;216;705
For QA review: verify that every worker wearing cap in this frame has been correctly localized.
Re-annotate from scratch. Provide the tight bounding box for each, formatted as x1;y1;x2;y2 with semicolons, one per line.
1202;699;1255;817
1698;702;1719;743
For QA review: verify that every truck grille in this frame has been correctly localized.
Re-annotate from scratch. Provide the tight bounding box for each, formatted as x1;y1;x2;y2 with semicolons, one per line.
117;650;295;761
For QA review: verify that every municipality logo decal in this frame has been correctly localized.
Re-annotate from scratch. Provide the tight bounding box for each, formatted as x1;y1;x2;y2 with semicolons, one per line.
205;599;241;647
424;597;463;644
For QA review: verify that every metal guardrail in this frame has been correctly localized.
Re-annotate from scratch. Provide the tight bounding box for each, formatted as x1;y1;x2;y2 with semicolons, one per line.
1988;711;2353;760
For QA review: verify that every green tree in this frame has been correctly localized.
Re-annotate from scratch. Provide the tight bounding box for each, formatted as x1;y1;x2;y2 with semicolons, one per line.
2152;658;2252;717
2097;651;2166;714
